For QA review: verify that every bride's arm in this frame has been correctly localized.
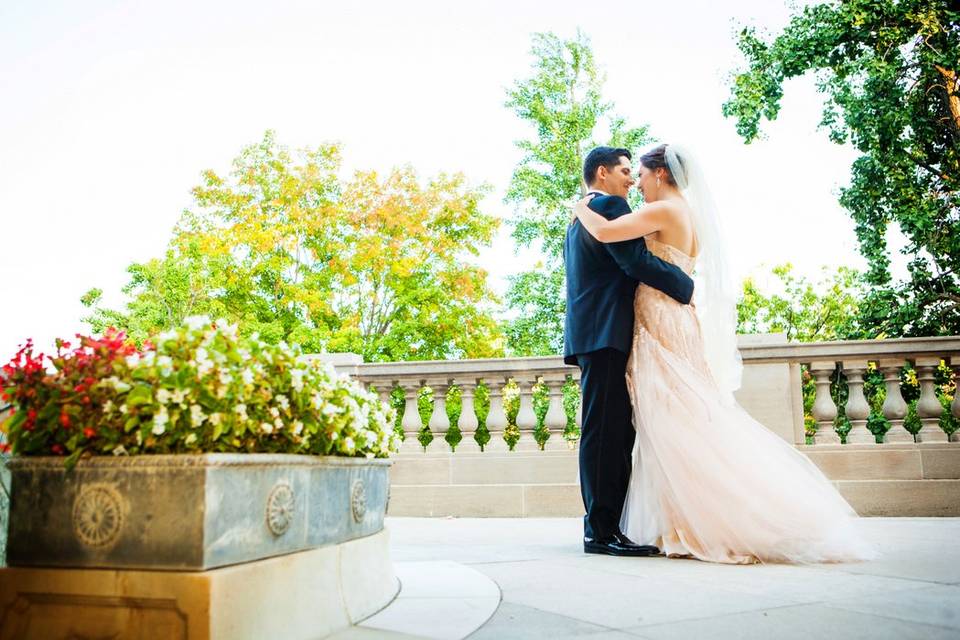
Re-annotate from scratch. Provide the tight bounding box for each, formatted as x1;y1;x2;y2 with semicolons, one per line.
574;197;667;243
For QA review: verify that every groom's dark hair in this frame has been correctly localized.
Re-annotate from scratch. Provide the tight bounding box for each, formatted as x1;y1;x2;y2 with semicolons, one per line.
583;146;632;186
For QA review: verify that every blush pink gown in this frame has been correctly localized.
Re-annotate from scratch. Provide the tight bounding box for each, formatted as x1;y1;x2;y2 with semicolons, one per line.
620;238;877;564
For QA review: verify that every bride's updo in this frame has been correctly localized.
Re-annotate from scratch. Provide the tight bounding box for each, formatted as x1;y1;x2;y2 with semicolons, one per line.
639;144;686;187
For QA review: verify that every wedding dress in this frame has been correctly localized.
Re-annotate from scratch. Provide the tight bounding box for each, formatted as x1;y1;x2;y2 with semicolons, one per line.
620;237;877;564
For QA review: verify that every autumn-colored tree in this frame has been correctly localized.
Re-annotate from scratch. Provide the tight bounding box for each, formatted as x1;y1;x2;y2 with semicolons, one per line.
83;131;504;361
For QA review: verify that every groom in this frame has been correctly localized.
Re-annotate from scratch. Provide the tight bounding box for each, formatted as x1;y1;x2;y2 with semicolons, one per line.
564;146;695;556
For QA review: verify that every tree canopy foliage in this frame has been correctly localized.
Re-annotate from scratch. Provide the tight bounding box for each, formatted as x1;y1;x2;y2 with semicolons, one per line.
737;263;866;342
724;0;960;337
83;131;504;362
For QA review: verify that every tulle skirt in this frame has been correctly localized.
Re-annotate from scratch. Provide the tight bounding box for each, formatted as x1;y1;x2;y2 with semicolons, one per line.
621;325;878;565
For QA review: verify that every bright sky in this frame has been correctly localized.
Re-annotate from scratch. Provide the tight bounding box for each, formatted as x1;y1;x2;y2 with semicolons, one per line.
1;0;879;359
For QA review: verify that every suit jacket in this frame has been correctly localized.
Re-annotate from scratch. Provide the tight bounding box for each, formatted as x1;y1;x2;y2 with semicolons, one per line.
563;193;695;365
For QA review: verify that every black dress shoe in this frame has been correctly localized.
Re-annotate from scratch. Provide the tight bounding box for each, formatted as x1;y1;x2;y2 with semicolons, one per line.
584;536;660;557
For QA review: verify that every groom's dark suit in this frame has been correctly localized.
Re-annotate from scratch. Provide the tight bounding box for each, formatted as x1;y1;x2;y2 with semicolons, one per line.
563;192;694;541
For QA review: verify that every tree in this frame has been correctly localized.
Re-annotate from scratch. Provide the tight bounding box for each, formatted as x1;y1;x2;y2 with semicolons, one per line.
723;0;960;337
503;31;652;355
83;131;504;361
737;263;865;342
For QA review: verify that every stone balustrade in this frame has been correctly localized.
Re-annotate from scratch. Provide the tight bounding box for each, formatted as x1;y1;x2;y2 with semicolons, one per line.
323;334;960;450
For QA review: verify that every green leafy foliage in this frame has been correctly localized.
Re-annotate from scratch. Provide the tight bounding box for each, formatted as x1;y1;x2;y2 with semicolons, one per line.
562;376;581;446
531;378;551;450
473;382;491;451
444;384;463;451
724;1;960;337
417;386;434;451
502;379;521;451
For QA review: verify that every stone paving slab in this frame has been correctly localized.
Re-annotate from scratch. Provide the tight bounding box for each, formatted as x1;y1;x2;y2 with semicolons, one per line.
385;517;960;639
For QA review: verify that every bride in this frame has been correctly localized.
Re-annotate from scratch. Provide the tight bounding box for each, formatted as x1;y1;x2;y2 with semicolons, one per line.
572;144;876;564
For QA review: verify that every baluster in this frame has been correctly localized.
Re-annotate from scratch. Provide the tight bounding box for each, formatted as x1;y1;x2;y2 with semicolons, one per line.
400;381;422;437
427;379;449;435
878;359;912;443
458;380;477;434
487;378;508;432
545;377;566;431
842;361;873;444
810;361;840;444
517;375;537;431
914;357;948;443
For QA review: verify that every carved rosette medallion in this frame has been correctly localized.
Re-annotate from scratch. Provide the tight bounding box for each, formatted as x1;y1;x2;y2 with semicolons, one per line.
266;482;295;536
351;479;366;523
72;484;124;548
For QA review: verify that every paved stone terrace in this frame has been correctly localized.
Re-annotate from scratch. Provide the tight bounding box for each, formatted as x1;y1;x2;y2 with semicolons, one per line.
382;516;960;639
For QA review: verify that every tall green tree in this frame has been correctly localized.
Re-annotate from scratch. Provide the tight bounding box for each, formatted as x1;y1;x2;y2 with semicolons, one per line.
723;0;960;337
83;131;504;362
504;31;652;355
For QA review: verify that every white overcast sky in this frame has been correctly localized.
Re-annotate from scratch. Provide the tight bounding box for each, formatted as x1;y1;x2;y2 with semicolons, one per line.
1;0;892;359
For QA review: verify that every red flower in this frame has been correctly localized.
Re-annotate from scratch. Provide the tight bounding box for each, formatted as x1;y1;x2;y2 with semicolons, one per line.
0;443;10;454
83;427;96;439
51;443;65;455
27;409;37;421
81;395;91;405
59;412;71;428
74;384;86;394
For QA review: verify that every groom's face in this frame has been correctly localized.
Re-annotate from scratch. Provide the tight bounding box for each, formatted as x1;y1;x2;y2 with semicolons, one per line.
600;155;635;198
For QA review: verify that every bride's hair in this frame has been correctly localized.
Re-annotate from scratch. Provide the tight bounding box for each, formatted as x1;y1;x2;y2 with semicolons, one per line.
639;144;684;186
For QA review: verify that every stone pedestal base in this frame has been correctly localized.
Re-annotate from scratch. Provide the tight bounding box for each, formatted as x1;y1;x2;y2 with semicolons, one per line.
0;528;397;640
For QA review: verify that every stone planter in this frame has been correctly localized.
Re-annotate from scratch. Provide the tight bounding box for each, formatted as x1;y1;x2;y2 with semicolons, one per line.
5;453;390;570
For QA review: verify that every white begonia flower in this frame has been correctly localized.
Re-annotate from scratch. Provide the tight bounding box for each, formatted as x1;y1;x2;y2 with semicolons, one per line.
274;417;284;431
102;400;115;415
321;403;343;417
343;437;356;454
269;406;280;419
291;420;304;435
142;351;156;366
276;394;289;411
184;315;210;331
209;412;223;426
152;408;169;435
157;388;172;405
311;393;323;410
218;369;232;386
185;433;198;445
241;369;255;386
261;421;274;434
119;403;129;415
190;404;206;428
171;389;187;406
157;355;174;377
195;347;214;377
234;403;248;420
125;353;141;368
290;368;306;393
216;386;227;399
157;330;177;344
362;429;377;448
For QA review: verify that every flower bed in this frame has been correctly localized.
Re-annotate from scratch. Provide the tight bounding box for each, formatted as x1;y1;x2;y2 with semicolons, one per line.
1;317;400;466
